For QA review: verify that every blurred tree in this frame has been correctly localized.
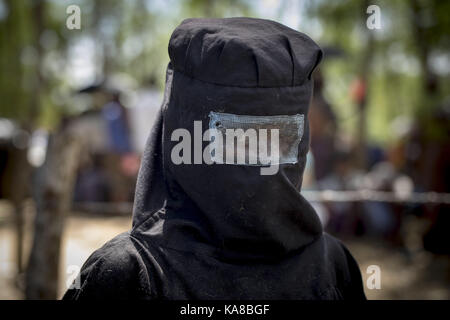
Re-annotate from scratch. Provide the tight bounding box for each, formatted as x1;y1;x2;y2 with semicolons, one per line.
306;0;450;145
26;124;82;299
0;0;252;299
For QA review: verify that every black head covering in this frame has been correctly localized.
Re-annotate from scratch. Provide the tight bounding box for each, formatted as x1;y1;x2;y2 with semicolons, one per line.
133;17;323;259
64;18;365;300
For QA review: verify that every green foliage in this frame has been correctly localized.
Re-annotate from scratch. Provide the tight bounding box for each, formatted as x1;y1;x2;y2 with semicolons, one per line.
307;0;450;144
0;0;448;144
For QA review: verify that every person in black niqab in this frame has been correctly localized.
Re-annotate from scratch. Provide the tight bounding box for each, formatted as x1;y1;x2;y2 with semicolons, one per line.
63;17;366;300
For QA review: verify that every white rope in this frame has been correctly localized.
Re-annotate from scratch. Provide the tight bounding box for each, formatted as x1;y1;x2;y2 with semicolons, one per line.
71;190;450;216
301;190;450;204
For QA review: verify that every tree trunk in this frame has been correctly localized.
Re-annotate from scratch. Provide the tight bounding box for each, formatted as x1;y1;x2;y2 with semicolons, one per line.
1;146;30;276
25;129;81;299
355;0;375;170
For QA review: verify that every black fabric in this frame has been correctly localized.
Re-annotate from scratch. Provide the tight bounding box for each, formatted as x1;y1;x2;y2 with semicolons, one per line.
169;17;322;87
63;17;366;300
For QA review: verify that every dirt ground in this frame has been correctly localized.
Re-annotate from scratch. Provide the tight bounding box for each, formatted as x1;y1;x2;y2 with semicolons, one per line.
0;201;449;299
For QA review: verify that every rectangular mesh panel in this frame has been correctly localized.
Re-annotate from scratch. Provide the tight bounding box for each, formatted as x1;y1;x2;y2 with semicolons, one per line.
208;111;304;165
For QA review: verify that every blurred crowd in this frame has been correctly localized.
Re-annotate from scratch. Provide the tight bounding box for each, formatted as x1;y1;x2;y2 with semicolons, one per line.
304;70;450;254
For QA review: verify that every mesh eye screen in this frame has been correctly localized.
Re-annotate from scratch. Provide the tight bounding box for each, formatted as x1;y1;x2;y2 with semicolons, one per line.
208;112;304;166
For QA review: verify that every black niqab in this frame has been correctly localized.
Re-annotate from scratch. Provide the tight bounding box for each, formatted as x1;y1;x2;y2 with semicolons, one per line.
63;17;366;300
